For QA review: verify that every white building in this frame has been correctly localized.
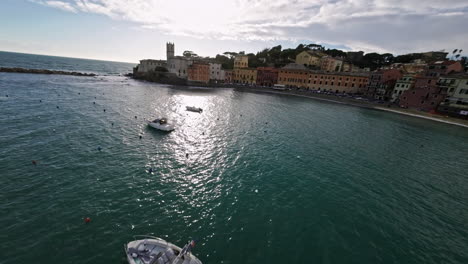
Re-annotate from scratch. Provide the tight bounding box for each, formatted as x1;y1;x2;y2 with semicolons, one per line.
209;63;225;81
168;57;193;78
137;59;167;73
391;74;415;102
166;42;194;79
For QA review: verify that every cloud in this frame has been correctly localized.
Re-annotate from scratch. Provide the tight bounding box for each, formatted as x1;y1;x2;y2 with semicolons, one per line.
33;0;78;13
32;0;468;54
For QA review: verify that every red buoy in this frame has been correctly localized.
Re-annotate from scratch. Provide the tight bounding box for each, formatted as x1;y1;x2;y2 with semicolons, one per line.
85;217;91;223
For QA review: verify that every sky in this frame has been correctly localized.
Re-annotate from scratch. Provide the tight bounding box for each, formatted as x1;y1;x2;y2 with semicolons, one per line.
0;0;467;63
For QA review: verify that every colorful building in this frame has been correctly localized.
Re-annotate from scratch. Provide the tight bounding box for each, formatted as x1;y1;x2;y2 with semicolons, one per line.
320;56;343;72
256;67;279;87
187;62;210;83
233;68;257;85
399;61;463;111
366;69;403;100
391;74;415;102
234;55;249;68
295;51;323;67
224;70;233;84
307;72;369;94
437;74;468;118
209;63;224;82
277;64;309;88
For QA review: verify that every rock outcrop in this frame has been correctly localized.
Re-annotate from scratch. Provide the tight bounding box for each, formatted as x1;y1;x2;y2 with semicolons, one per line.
0;67;97;76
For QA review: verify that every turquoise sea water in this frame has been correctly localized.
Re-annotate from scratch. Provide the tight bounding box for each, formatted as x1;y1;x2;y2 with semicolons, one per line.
1;52;467;264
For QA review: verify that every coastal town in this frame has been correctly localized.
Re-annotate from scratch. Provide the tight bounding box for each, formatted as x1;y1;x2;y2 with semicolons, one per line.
133;43;468;120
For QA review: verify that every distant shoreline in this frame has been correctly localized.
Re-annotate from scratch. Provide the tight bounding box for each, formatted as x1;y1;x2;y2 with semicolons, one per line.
0;67;97;77
235;87;468;128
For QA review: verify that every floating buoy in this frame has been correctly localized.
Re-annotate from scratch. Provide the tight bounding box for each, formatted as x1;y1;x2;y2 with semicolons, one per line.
39;100;42;102
265;122;268;124
84;217;91;223
53;129;56;133
93;102;95;104
5;95;8;97
135;116;137;119
32;160;37;165
264;130;267;133
97;146;102;151
217;118;219;120
56;106;59;109
202;132;205;135
103;109;106;112
111;122;114;126
139;135;142;139
186;153;189;158
148;168;153;173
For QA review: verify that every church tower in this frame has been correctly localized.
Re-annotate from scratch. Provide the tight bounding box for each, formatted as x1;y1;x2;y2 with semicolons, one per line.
166;42;175;60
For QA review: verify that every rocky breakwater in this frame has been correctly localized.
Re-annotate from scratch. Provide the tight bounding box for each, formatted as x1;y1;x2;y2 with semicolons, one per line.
0;67;96;77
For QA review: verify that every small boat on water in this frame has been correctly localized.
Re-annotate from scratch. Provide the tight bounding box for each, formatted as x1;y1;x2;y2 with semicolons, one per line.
186;106;202;113
148;118;175;132
125;236;202;264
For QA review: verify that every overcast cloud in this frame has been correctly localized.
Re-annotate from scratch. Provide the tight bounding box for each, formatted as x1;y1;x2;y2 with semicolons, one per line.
33;0;468;54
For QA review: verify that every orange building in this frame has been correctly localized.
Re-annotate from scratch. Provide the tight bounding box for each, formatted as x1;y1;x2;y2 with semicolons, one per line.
307;71;369;93
187;62;210;83
277;64;310;88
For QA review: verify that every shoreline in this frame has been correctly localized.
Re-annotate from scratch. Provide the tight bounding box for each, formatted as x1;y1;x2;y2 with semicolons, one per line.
130;76;468;129
233;87;468;129
0;67;96;77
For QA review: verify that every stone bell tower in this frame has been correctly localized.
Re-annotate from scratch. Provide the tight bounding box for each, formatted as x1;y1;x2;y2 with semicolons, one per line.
166;42;175;60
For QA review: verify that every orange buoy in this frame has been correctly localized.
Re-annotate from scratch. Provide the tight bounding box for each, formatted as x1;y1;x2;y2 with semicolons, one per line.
85;217;91;223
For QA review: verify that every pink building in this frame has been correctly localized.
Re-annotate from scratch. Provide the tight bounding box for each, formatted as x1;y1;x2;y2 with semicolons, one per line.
399;61;463;111
365;69;403;100
256;67;279;87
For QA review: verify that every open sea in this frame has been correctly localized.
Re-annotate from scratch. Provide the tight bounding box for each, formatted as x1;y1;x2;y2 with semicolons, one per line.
0;51;467;264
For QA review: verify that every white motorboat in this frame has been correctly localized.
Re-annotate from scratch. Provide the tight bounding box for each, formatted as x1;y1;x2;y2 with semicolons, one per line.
186;106;203;113
148;118;175;132
125;236;202;264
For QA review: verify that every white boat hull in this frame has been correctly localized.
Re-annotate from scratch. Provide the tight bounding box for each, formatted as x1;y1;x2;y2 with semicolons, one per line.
125;237;202;264
148;121;174;132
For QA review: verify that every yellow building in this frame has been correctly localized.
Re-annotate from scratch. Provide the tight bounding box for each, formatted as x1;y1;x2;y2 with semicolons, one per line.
233;68;257;85
234;55;249;68
295;51;322;67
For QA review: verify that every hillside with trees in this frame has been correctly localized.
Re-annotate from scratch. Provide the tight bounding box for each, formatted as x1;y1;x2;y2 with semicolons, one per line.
213;44;465;71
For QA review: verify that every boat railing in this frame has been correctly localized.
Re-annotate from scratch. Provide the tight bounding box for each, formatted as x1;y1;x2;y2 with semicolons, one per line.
133;235;167;241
